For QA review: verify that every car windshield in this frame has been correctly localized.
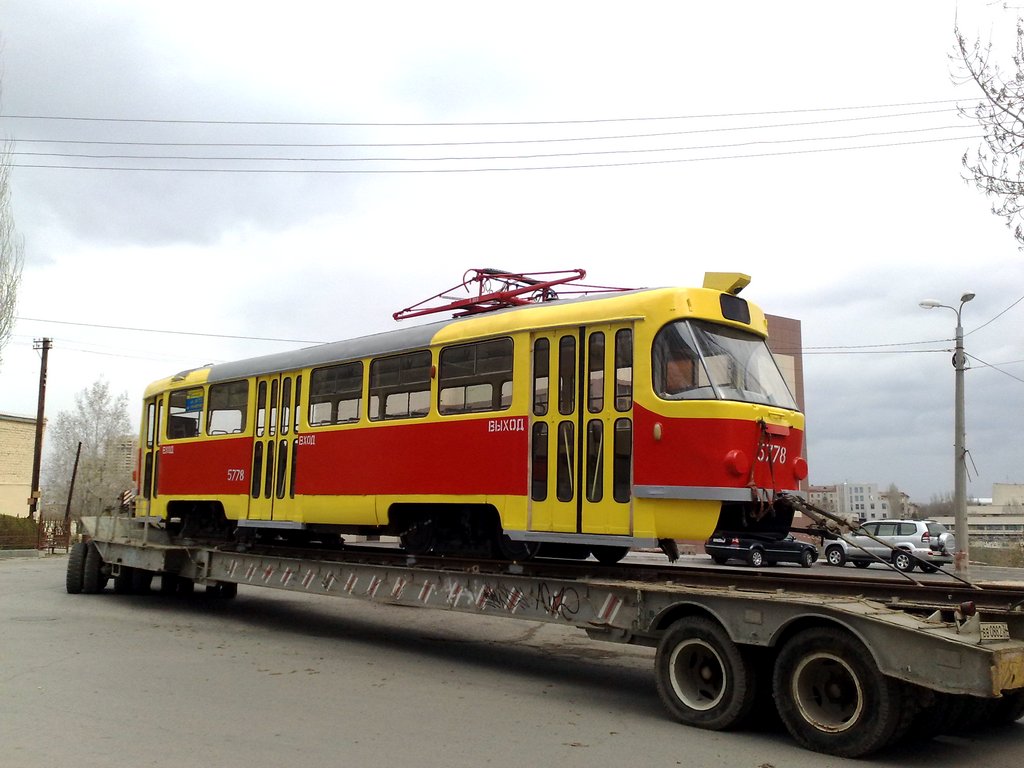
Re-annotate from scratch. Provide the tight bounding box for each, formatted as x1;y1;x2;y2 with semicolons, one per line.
652;320;798;409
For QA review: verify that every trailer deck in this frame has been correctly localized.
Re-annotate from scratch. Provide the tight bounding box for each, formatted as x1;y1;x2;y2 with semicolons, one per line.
68;512;1024;757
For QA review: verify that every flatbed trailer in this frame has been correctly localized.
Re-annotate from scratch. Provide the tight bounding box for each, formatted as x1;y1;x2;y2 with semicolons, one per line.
67;512;1024;758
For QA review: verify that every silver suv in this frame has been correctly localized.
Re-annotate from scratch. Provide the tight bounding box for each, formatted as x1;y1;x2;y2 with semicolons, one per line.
822;519;955;573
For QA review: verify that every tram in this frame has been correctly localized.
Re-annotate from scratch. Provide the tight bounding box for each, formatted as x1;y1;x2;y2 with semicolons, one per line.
132;270;806;563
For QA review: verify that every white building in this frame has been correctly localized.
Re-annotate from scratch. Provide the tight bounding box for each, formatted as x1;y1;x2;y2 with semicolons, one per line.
808;482;894;522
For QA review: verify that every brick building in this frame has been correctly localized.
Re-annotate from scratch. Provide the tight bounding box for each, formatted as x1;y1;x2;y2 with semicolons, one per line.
0;413;36;518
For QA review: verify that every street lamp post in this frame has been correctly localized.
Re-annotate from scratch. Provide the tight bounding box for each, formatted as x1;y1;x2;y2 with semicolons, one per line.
919;292;975;575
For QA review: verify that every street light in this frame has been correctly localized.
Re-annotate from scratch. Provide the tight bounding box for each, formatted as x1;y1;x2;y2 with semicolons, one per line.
919;292;975;575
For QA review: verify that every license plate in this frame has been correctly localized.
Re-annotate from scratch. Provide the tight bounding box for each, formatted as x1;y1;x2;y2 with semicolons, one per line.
981;622;1011;641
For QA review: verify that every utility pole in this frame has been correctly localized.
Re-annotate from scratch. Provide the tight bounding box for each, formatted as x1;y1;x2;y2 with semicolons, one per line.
27;337;51;521
919;293;974;576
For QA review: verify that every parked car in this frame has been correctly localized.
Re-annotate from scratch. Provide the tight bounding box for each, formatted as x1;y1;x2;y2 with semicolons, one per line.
706;532;818;568
821;519;955;572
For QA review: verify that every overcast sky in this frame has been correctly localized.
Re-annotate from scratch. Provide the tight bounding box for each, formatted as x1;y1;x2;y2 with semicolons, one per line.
1;1;1022;504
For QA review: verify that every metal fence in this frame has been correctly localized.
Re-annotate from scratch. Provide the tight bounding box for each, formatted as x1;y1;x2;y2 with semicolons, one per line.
0;516;73;552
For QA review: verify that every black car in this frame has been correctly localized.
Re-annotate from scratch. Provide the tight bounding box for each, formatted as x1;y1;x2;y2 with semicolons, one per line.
705;532;818;568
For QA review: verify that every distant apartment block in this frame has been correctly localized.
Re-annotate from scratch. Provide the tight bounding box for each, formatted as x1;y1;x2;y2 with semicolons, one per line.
807;482;897;522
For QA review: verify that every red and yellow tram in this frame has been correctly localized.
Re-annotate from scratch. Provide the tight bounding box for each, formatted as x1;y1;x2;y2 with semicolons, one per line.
133;271;806;563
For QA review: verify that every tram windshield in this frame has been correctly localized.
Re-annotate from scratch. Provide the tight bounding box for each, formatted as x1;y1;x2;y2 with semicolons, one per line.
653;320;798;410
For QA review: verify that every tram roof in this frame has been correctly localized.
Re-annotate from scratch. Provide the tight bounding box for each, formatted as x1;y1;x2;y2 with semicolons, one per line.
205;288;657;383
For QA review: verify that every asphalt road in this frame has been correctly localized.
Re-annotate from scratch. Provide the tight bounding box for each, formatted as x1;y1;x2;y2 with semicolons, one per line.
2;555;1023;768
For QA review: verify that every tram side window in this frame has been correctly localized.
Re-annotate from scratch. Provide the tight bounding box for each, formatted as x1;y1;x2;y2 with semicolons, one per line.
615;329;633;411
533;338;550;416
438;338;513;414
207;380;248;435
369;350;432;420
309;362;363;426
168;387;203;439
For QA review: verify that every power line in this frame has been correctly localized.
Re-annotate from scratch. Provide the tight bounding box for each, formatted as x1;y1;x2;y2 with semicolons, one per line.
0;98;971;127
15;316;324;344
10;133;984;174
966;353;1024;385
9;125;977;166
966;294;1024;336
9;108;962;150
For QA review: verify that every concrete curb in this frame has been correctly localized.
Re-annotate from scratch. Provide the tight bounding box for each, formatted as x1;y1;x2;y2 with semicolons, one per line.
0;549;53;559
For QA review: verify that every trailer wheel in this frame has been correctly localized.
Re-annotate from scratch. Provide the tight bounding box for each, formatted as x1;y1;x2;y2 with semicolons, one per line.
892;550;915;573
113;567;135;594
655;616;756;731
82;542;108;594
66;542;88;594
773;627;903;757
131;569;153;594
993;690;1024;725
206;581;238;599
159;574;179;595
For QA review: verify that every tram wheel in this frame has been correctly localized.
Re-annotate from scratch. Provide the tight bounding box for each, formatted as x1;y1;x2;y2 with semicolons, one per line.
655;616;757;731
773;626;904;757
399;519;436;555
593;546;630;565
493;533;540;562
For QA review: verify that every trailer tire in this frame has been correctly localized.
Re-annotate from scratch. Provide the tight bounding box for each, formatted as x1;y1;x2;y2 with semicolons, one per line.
993;690;1024;725
655;616;757;731
66;542;88;594
113;567;135;594
131;569;153;594
773;626;903;757
82;542;108;594
206;581;238;599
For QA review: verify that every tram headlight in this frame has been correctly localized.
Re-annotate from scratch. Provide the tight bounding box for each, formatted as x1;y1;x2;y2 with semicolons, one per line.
724;449;750;477
792;456;809;480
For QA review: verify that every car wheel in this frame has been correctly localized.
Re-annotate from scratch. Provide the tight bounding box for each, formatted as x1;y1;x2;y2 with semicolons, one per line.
892;550;915;573
853;561;871;569
747;547;765;567
711;556;728;565
824;545;846;567
800;548;815;568
919;564;939;574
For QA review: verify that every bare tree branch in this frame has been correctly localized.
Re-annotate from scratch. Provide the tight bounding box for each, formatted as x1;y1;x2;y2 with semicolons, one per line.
0;50;25;367
954;21;1024;249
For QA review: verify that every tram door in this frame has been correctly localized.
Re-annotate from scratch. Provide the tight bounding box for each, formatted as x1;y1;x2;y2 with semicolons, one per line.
248;373;301;521
139;396;162;516
529;325;634;535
